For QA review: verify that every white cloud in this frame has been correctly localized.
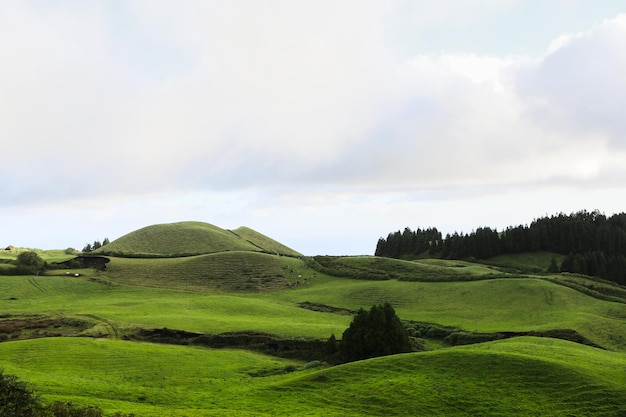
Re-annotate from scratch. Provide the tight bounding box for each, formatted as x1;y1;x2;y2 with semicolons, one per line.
516;13;626;147
1;2;626;254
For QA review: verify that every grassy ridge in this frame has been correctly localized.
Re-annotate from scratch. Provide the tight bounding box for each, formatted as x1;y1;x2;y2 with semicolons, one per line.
1;337;624;416
230;226;302;257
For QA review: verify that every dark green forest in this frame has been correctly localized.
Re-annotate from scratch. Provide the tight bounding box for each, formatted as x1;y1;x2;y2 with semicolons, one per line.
375;210;626;284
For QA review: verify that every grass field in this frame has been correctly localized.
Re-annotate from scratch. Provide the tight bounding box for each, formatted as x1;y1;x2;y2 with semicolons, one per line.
2;223;626;415
0;337;624;416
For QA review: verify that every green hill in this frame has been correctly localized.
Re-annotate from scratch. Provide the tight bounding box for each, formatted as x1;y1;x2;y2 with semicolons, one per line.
0;337;624;416
93;221;299;258
3;242;626;415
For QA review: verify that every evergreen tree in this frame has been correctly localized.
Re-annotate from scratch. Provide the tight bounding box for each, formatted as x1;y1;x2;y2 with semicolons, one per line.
547;256;559;273
339;302;411;362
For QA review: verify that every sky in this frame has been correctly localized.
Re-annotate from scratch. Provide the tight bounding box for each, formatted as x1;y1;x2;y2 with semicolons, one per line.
1;1;626;256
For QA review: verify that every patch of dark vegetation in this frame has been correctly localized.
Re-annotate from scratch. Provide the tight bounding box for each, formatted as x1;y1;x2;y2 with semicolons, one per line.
403;320;605;349
298;301;357;315
310;374;330;383
87;277;115;287
128;327;202;345
0;316;93;343
127;328;329;362
52;255;110;271
196;331;328;361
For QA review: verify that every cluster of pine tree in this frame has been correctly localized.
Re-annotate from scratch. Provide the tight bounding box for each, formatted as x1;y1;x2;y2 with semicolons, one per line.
336;302;412;362
375;210;626;284
82;237;110;253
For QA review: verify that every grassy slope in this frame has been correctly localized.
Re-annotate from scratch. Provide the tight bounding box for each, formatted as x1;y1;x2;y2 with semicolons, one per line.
0;337;624;416
3;262;626;349
3;250;626;415
315;255;501;281
267;273;626;351
94;221;260;257
230;226;302;257
0;274;350;339
487;251;565;272
102;252;292;291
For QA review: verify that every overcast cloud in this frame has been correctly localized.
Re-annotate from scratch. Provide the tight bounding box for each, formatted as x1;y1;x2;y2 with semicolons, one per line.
1;1;626;255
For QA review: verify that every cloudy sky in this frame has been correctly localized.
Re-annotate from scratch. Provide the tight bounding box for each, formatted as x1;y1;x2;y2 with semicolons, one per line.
1;1;626;255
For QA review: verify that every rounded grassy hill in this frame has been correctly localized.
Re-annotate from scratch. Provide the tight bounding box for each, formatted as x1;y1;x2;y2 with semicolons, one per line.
94;221;301;258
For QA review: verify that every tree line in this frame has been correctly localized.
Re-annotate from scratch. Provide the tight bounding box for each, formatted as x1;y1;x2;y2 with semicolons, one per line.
375;210;626;284
82;237;110;253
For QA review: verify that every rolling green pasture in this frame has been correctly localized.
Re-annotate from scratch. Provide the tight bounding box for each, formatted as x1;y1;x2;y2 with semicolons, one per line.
0;275;349;339
3;244;626;415
3;265;626;350
267;274;626;351
0;337;624;416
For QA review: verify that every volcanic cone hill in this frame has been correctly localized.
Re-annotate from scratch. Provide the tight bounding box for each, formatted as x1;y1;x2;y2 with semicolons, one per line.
93;221;302;258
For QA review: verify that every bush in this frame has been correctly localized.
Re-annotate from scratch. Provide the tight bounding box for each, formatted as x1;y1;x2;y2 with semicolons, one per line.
303;360;329;370
16;251;46;275
0;369;41;417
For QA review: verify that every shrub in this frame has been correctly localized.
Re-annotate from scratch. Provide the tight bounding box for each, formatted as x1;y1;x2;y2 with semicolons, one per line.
16;251;46;275
303;360;329;370
0;369;41;417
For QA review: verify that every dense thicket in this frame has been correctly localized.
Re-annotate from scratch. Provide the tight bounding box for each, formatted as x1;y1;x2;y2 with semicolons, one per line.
375;210;626;283
339;302;411;362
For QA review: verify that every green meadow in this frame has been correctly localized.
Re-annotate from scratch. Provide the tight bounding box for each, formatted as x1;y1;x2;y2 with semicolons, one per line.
2;222;626;415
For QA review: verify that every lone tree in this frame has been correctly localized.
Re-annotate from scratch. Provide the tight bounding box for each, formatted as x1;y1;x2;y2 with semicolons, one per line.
339;302;411;362
16;251;46;275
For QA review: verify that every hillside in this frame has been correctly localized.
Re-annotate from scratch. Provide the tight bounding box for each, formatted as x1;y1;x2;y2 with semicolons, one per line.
102;252;293;292
1;337;624;416
93;221;300;258
3;233;626;415
230;226;302;257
